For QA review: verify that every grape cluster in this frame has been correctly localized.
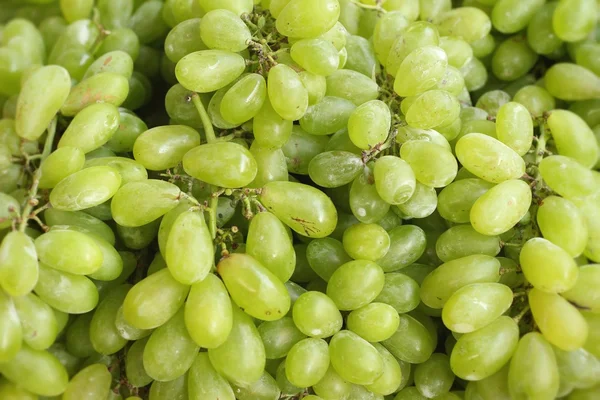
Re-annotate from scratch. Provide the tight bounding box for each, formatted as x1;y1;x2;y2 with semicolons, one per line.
1;0;600;399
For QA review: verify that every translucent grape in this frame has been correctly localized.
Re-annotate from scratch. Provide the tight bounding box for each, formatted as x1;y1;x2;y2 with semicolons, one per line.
547;109;599;168
276;0;340;39
188;353;235;400
267;64;309;121
435;7;491;43
34;230;103;275
348;100;391;150
347;302;400;342
400;141;458;188
414;353;454;398
394;46;448;97
0;231;39;297
382;313;435;364
300;97;356;136
111;180;181;227
291;38;339;77
253;97;293;148
491;0;545;34
350;167;391;223
405;90;460;129
395;182;438;219
89;285;129;355
133;125;200;171
175;50;246;93
520;238;579;293
308;151;363;188
327;260;385;310
562;264;600;313
200;9;251;52
34;263;98;314
495;102;534;156
60;72;130;117
326;69;380;106
552;0;597;42
544;63;600;101
329;330;384;385
435;224;501;262
285;338;330;387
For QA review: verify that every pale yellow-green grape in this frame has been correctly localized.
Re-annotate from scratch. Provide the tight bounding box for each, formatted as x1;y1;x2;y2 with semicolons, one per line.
188;352;235;400
199;0;253;14
0;230;39;297
218;253;290;320
291;38;339;77
276;0;340;38
15;65;71;141
292;291;343;338
133;125;200;171
420;255;500;309
529;288;588;351
115;304;152;341
34;230;102;275
0;344;68;397
562;265;600;313
13;292;57;350
208;305;266;387
343;223;390;261
164;18;207;63
64;312;95;358
124;337;152;387
253;97;293;148
492;35;539;82
300;97;356;136
394;46;448;97
553;346;600;392
111;180;181;227
84;157;148;187
456;133;525;183
347;100;391;150
435;224;501;262
400;141;457;188
470;179;532;236
437;178;494;224
221;76;267;127
572;193;600;262
285;338;330;387
372;11;410;64
450;316;519;381
61;72;130;117
435;7;491;43
258;317;306;359
105;109;148;153
327;260;385;310
508;332;559;399
144;309;199;382
344;35;377;77
552;0;597;42
299;71;327;105
149;374;188;400
83;50;134;80
175;50;245;93
90;285;129;355
37;147;85;189
574;43;600;77
419;0;452;21
413;353;454;398
495;102;534;156
470;33;496;59
123;268;189;329
439;36;473;68
382;313;435;363
375;272;421;313
326;129;362;154
326;69;380;106
395;181;438;219
329;330;384;385
308;151;362;188
526;3;562;56
539;155;597;199
520;237;579;293
406;90;460;129
475;90;512;117
491;0;544;33
434;65;466;96
396;125;452;149
544;63;600;101
248;143;288;188
547;109;599;168
0;289;21;362
59;103;121;154
313;365;352;400
306;238;352;282
246;211;295;282
460;56;488;92
385;21;440;76
259;181;338;238
267;64;309;121
231;369;280;400
199;9;251;52
347;302;400;342
34;263;98;314
0;377;37;399
365;343;403;396
48;166;121;211
282;126;329;174
373;156;416;205
442;283;512;333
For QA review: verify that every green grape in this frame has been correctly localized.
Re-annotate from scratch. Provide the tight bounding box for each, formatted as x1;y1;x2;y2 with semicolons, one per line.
347;302;400;342
563;264;600;313
442;283;512;333
434;65;466;96
103;109;147;152
258;317;306;358
96;28;140;61
34;263;98;314
116;219;161;250
313;365;352;399
259;181;337;238
373;11;410;64
175;50;245;93
495;102;534;156
400;141;457;187
58;103;121;154
552;0;597;42
554;346;600;391
123;268;189;330
13;293;57;350
329;330;384;385
298;71;327;105
439;36;473;68
60;72;130;117
406;90;460;129
267;64;309;121
129;0;169;44
529;288;588;351
326;69;379;106
84;157;148;187
460;56;488;91
144;309;199;382
539;155;597;199
526;2;562;55
420;255;501;309
435;7;491;43
414;353;454;398
306;238;352;282
199;9;250;53
285;338;330;387
164;19;206;63
253;96;293;148
111;180;181;227
220;74;266;125
492;35;539;81
396;125;451;149
0;377;37;399
394;46;448;97
470;33;496;59
65;313;95;358
373;156;416;205
291;243;320;283
232;370;281;400
0;344;68;397
248;143;288;187
309;150;363;188
149;374;188;400
382;313;434;364
470;179;532;236
320;21;348;50
37;147;85;189
491;0;544;33
300;97;356;135
62;363;111;400
35;229;104;276
188;352;235;400
291;38;339;76
568;385;600;399
435;224;501;262
164;85;203;128
15;65;70;140
544;63;600;101
89;285;129;355
386;21;440;76
115;305;151;341
575;43;600;77
350;166;391;223
208;305;266;387
125;337;152;387
276;361;303;395
547;109;599;168
344;34;379;79
450;316;518;381
343;223;391;261
198;0;253;14
276;0;340;38
348;100;391;150
0;231;39;297
520;238;579;293
395;182;438;219
97;0;133;29
247;211;295;282
327;259;385;310
0;289;21;362
39;15;67;49
49;166;121;211
122;71;152;110
363;343;401;395
83;51;133;80
375;272;420;313
582;311;600;358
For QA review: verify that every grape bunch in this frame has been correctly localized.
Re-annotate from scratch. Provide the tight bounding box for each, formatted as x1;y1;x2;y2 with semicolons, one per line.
0;0;600;399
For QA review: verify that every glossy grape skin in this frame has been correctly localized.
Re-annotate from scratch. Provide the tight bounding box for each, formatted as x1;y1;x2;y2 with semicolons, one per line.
400;141;457;188
208;305;266;387
62;363;111;400
396;182;438;219
306;238;351;282
88;284;129;356
111;180;181;227
133;125;200;171
327;260;385;311
394;46;448;97
552;0;597;42
188;352;235;400
300;97;356;136
520;238;579;293
372;11;410;65
494;102;534;157
544;63;600;101
292;291;343;338
253;97;293;148
12;292;56;351
267;64;309;121
0;289;21;362
435;7;491;43
406;90;460;129
175;50;245;93
421;255;500;309
347;302;400;342
435;224;500;262
375;272;420;314
529;288;588;351
382;313;435;364
547;109;599;168
276;0;340;38
258;317;306;359
220;74;266;126
348;100;391;150
65;313;95;358
291;38;339;77
350;167;391;223
123;268;189;330
470;179;532;236
231;369;280;400
326;69;379;106
199;9;250;53
413;353;454;398
284;338;330;387
313;365;352;400
539;155;597;199
34;229;102;275
125;337;152;388
372;156;416;205
0;231;39;297
562;265;600;313
61;72;130;116
149;374;188;400
299;71;327;105
491;0;544;34
343;223;390;261
437;179;494;224
34;263;98;314
329;330;384;385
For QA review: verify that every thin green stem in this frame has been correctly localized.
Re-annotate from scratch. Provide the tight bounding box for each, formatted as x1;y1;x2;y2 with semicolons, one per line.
350;0;387;12
18;118;57;233
512;305;531;324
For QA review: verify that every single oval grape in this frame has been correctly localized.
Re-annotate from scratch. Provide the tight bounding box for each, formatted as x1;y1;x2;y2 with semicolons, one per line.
329;330;384;385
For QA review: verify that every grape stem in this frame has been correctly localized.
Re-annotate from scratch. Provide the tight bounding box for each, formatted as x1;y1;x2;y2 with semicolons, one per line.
512;305;530;324
17;118;57;233
350;0;387;12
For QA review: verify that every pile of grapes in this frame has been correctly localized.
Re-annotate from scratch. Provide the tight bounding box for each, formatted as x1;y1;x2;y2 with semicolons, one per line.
1;0;600;399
